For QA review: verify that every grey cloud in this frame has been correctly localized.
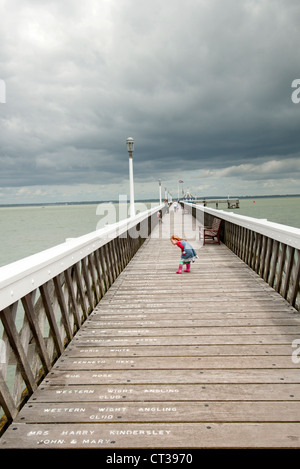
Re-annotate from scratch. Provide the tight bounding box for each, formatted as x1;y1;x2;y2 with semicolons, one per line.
208;157;300;182
0;0;300;198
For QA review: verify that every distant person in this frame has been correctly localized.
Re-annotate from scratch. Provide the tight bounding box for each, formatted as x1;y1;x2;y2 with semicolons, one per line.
164;199;169;213
170;235;197;274
157;209;163;223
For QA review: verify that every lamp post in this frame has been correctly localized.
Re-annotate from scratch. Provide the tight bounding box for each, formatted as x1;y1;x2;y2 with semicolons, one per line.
178;180;183;200
126;137;135;217
158;179;162;205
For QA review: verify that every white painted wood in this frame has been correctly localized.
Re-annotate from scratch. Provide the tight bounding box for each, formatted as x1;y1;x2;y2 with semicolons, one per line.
186;202;300;249
0;205;165;311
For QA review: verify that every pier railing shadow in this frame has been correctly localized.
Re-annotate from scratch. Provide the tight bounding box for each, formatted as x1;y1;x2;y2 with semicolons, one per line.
0;204;166;434
186;202;300;313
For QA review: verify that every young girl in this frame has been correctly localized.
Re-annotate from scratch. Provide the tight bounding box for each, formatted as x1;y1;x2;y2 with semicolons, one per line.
170;235;197;274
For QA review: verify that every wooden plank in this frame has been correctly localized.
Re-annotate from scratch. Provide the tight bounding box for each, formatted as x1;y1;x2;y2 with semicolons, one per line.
99;291;282;299
28;383;300;403
83;318;300;328
44;369;300;385
92;301;293;311
65;344;294;357
14;401;300;423
76;326;300;336
90;313;297;322
74;334;299;346
54;355;298;370
93;304;294;313
2;422;300;448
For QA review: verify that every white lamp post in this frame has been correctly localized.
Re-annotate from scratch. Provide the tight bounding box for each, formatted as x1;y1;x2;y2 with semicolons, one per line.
126;137;135;217
158;179;162;205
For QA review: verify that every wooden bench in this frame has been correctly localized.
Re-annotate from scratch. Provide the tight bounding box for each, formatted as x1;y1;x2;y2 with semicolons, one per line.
199;218;221;245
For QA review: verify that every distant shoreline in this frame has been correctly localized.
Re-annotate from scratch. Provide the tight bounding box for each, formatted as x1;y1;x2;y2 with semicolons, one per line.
0;194;300;208
0;200;158;208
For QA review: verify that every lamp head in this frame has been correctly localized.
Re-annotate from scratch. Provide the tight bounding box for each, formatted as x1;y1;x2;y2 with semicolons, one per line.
126;137;134;153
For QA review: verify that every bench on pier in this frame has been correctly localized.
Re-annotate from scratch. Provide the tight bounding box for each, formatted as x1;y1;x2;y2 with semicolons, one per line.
199;217;221;245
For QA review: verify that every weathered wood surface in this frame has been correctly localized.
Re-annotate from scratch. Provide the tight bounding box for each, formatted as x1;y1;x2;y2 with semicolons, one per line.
1;207;300;449
191;204;300;311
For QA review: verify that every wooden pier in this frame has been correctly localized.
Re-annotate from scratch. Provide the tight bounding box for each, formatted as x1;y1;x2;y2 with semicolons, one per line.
1;206;300;449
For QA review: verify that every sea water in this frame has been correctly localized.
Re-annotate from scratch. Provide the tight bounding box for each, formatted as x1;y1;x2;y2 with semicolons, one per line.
0;197;299;268
0;201;157;267
221;196;300;227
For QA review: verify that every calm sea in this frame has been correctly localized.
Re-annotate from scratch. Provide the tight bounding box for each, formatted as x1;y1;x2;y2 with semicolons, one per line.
0;197;299;268
0;201;157;267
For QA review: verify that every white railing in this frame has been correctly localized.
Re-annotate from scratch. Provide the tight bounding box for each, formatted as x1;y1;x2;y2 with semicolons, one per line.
0;205;164;311
0;204;165;432
185;203;300;311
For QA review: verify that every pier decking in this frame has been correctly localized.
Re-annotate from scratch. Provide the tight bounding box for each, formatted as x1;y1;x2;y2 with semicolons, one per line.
1;207;300;448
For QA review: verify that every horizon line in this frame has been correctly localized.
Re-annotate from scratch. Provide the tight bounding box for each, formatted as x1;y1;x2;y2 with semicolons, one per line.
1;193;300;207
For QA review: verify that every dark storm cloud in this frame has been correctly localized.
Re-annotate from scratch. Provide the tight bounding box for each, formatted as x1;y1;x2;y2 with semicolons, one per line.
1;0;300;199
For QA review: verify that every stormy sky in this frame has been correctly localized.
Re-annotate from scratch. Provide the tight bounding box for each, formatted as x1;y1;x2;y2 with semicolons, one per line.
1;0;300;204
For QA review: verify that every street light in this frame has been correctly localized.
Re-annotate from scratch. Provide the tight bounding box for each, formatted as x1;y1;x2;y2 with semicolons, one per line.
158;179;162;205
178;180;183;200
126;137;135;217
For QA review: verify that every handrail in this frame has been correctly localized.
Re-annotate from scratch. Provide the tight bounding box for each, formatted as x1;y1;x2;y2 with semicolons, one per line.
0;205;164;311
188;203;300;249
185;202;300;312
0;204;165;433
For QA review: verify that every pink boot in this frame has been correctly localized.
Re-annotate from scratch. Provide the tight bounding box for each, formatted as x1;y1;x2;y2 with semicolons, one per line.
184;263;191;273
176;264;183;274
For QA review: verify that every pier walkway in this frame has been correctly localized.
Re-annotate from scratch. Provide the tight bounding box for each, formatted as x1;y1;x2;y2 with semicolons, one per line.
1;207;300;448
